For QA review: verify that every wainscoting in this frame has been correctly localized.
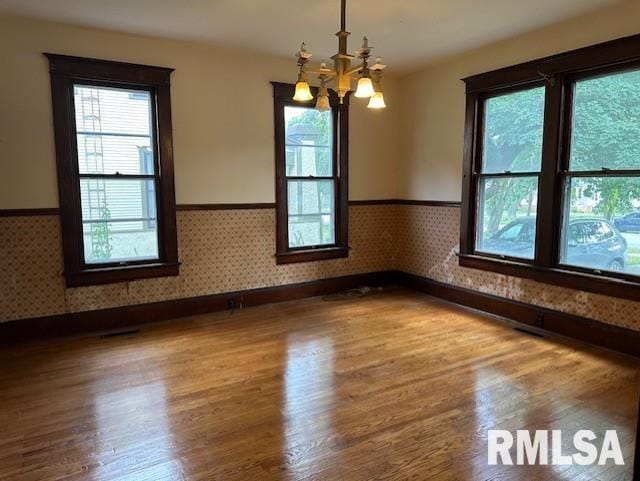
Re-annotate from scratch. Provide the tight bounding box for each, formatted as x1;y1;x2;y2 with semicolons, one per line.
2;202;639;348
3;269;639;358
396;204;640;332
0;204;398;322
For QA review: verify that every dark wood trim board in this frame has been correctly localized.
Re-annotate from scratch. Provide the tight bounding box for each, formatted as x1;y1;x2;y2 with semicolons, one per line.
0;200;463;218
176;203;276;211
2;270;639;359
0;272;392;343
395;271;640;358
0;208;60;217
348;199;462;207
393;199;462;208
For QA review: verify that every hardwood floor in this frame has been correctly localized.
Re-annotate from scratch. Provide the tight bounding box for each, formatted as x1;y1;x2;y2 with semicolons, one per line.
0;288;637;481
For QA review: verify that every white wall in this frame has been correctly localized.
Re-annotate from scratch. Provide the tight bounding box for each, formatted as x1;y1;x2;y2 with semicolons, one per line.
0;14;401;209
5;1;639;209
398;0;640;201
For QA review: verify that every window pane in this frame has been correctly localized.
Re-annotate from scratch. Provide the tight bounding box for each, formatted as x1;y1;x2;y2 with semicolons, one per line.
569;69;640;171
287;180;334;247
560;177;638;275
73;83;160;265
74;85;154;175
83;222;159;264
288;180;333;215
285;146;332;177
482;87;545;173
77;134;154;175
476;176;539;259
80;178;158;263
288;215;335;249
74;85;152;136
285;106;332;176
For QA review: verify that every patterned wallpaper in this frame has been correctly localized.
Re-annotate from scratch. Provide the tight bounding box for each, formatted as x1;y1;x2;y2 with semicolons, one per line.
0;205;399;322
1;204;638;332
396;205;640;332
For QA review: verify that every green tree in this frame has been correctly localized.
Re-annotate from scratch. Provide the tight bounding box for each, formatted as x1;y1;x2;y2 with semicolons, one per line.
287;108;332;176
483;70;640;230
570;70;640;220
482;87;544;233
287;109;331;143
91;206;113;260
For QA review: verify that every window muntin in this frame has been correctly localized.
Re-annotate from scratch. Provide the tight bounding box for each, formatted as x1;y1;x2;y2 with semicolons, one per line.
74;84;160;265
475;86;545;260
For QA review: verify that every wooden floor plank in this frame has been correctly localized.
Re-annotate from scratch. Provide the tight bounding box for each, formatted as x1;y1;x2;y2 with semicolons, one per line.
0;289;637;480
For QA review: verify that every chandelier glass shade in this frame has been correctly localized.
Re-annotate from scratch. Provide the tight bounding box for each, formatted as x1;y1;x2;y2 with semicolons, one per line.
292;0;387;110
354;76;375;98
367;91;386;109
293;80;313;102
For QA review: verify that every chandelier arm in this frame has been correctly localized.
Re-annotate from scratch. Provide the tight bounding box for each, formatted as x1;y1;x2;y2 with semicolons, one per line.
291;0;386;108
306;68;338;78
344;63;365;77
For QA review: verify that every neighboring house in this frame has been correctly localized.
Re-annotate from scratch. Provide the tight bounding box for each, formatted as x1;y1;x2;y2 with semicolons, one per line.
285;121;333;247
75;87;156;236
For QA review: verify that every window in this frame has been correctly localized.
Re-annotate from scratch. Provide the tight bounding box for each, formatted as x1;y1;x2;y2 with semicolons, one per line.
560;69;640;275
272;82;348;264
460;34;640;301
46;54;179;286
475;86;545;260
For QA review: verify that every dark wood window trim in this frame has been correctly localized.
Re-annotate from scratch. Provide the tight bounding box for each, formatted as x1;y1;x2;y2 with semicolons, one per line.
46;54;179;287
460;33;640;302
271;82;349;264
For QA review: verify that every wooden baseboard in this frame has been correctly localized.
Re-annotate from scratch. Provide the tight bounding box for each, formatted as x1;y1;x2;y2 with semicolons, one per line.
0;271;392;344
2;270;638;358
394;271;640;358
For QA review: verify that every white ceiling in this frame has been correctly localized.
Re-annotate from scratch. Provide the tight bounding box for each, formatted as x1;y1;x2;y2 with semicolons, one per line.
0;0;622;71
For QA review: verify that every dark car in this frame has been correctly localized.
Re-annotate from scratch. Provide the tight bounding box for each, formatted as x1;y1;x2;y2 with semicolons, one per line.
614;212;640;233
480;217;627;272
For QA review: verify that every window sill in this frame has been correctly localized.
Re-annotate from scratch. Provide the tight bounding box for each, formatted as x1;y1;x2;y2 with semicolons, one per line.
276;246;349;265
65;262;180;287
458;253;640;302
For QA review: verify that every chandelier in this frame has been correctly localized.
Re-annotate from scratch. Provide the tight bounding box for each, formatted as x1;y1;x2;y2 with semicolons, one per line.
292;0;387;110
